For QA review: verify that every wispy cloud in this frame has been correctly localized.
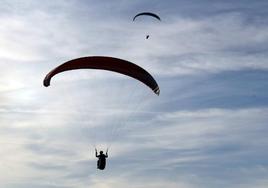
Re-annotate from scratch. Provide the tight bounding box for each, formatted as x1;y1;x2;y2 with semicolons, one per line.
1;1;268;188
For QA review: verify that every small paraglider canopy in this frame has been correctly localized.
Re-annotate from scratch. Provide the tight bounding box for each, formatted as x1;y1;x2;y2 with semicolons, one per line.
133;12;161;39
133;12;161;21
43;56;160;95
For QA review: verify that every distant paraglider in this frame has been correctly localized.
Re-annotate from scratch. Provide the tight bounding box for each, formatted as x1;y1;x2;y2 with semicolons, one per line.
43;56;160;95
133;12;161;39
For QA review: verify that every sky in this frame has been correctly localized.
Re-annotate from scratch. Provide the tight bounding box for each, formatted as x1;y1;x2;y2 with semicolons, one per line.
1;0;268;187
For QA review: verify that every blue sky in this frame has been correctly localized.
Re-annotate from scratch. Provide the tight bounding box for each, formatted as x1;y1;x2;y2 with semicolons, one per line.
1;1;268;188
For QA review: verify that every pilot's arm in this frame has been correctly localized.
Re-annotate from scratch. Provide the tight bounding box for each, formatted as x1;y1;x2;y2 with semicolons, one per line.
95;149;98;157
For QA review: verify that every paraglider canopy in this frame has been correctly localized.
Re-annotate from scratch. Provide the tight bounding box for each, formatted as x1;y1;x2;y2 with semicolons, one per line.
133;12;161;39
43;56;160;95
133;12;161;21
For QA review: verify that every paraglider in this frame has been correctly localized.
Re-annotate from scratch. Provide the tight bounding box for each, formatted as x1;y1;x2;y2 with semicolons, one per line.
95;149;108;170
43;56;160;170
133;12;161;39
43;56;160;95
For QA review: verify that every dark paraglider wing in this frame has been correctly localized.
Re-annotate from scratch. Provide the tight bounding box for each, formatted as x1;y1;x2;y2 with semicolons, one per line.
43;56;160;95
133;12;161;21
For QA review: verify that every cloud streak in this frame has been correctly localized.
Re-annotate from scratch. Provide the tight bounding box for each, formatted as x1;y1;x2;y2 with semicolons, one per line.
1;0;268;188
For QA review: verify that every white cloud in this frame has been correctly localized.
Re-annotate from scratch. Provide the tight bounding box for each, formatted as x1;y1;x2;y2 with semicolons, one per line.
1;1;268;188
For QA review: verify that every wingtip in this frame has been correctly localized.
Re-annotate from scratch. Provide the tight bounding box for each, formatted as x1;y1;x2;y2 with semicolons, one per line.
43;79;50;87
154;87;160;96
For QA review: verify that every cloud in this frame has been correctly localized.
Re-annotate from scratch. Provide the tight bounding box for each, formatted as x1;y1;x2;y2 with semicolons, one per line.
1;0;268;78
2;105;268;187
1;1;268;188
